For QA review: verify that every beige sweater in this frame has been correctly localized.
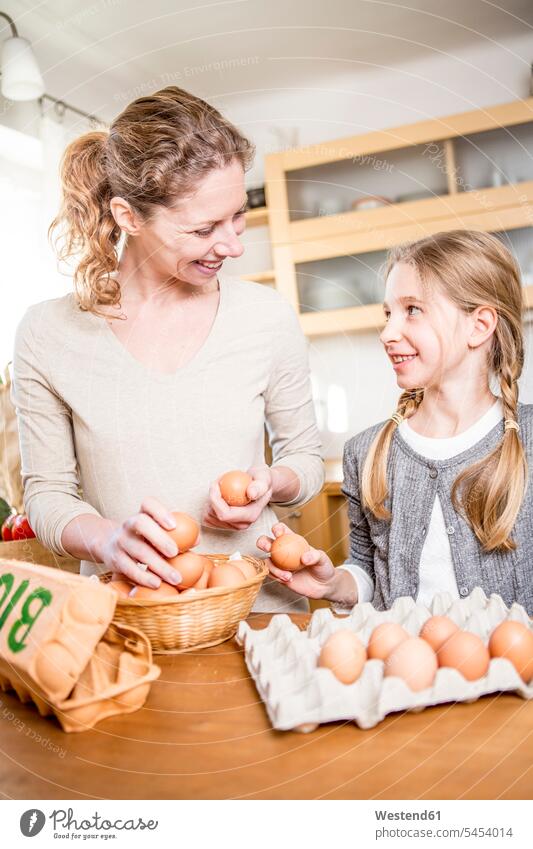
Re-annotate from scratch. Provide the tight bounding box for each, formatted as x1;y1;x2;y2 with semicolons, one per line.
11;276;324;612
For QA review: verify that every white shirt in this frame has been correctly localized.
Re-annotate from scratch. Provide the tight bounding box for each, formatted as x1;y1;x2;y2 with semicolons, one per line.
11;277;324;614
335;399;503;611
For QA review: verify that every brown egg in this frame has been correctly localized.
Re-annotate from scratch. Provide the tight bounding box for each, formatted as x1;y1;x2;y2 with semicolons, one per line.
110;579;135;597
367;622;409;661
167;511;199;553
438;630;490;681
128;581;179;601
168;552;210;589
270;533;310;572
489;621;533;683
318;630;366;684
385;637;438;691
208;563;245;589
230;559;257;580
420;615;459;653
192;562;213;590
219;470;253;506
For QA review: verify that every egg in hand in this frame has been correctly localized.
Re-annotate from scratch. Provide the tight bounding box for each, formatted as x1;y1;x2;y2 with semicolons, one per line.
219;470;253;507
167;512;199;553
270;532;310;572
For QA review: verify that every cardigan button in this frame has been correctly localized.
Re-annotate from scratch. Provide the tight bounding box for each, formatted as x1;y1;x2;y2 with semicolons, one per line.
428;466;438;479
446;526;455;535
459;586;469;597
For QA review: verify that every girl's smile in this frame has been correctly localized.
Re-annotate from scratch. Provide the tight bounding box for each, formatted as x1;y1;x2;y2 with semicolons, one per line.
380;262;470;392
390;353;418;371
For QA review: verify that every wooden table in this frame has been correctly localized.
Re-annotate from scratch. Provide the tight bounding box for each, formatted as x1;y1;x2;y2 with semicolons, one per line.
0;614;531;800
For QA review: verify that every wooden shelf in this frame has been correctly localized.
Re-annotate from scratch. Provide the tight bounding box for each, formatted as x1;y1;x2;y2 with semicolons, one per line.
276;97;533;172
261;96;533;336
287;182;533;258
245;207;269;228
279;182;533;267
240;269;275;284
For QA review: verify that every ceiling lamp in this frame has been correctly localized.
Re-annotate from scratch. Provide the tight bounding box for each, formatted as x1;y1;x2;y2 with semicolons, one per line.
1;11;44;101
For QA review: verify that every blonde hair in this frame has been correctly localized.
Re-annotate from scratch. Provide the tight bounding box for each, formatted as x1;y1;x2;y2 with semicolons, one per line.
49;87;254;315
361;230;527;552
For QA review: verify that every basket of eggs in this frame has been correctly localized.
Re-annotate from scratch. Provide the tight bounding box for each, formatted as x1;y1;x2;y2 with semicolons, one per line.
104;472;269;653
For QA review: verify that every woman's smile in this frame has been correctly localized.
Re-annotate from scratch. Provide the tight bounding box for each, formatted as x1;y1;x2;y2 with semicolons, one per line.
193;258;224;275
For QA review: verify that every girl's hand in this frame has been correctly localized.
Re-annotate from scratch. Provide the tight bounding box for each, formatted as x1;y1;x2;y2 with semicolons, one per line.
97;497;183;588
256;522;337;599
203;465;274;531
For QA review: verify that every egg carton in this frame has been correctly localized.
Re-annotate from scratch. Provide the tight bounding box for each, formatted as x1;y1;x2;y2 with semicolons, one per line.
0;621;161;732
0;558;161;731
236;587;533;731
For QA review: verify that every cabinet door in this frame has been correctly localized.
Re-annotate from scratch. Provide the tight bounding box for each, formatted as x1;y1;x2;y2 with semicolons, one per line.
272;492;326;550
322;491;349;565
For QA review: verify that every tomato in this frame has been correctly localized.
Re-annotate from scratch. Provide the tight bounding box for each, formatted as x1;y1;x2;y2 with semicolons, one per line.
11;514;35;541
1;513;17;542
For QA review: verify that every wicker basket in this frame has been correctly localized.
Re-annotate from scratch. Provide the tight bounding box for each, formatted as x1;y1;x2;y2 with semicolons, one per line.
101;554;268;654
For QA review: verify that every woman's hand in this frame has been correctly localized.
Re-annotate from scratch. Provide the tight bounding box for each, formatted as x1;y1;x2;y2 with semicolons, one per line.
256;522;338;599
203;465;274;531
96;497;183;588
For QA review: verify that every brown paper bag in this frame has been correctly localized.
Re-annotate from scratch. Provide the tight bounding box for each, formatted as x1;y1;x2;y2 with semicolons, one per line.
0;363;23;512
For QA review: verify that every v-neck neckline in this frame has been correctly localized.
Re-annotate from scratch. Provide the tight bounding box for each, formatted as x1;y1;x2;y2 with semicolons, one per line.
86;277;226;382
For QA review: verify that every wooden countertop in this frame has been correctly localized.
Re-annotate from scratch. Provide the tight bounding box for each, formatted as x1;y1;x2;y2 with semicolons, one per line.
1;613;531;800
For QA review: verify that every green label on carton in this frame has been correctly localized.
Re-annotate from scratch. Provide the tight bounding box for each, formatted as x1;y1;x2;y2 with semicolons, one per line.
0;569;53;653
8;588;52;653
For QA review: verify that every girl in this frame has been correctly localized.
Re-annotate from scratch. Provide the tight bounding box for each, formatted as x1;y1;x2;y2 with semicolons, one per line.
11;87;323;612
258;230;533;615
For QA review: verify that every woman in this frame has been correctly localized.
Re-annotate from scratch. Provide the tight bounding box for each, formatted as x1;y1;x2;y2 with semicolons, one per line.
11;87;323;612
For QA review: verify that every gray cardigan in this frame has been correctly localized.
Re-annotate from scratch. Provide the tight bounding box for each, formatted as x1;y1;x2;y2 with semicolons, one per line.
342;402;533;615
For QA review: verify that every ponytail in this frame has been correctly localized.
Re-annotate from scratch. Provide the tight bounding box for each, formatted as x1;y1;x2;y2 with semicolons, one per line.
49;131;121;314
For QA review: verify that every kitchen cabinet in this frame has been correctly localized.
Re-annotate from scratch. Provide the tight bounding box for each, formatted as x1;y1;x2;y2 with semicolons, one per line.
245;97;533;335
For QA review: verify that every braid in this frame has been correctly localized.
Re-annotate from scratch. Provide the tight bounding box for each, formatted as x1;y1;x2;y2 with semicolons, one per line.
499;365;519;426
452;347;527;552
361;388;424;518
397;388;424;421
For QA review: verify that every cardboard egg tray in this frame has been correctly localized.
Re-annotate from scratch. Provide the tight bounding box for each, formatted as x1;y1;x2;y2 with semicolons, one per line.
236;587;533;732
0;558;160;732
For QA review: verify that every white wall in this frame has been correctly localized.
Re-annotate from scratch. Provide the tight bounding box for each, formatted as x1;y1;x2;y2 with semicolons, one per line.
222;30;533;457
222;31;533;187
0;110;92;368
